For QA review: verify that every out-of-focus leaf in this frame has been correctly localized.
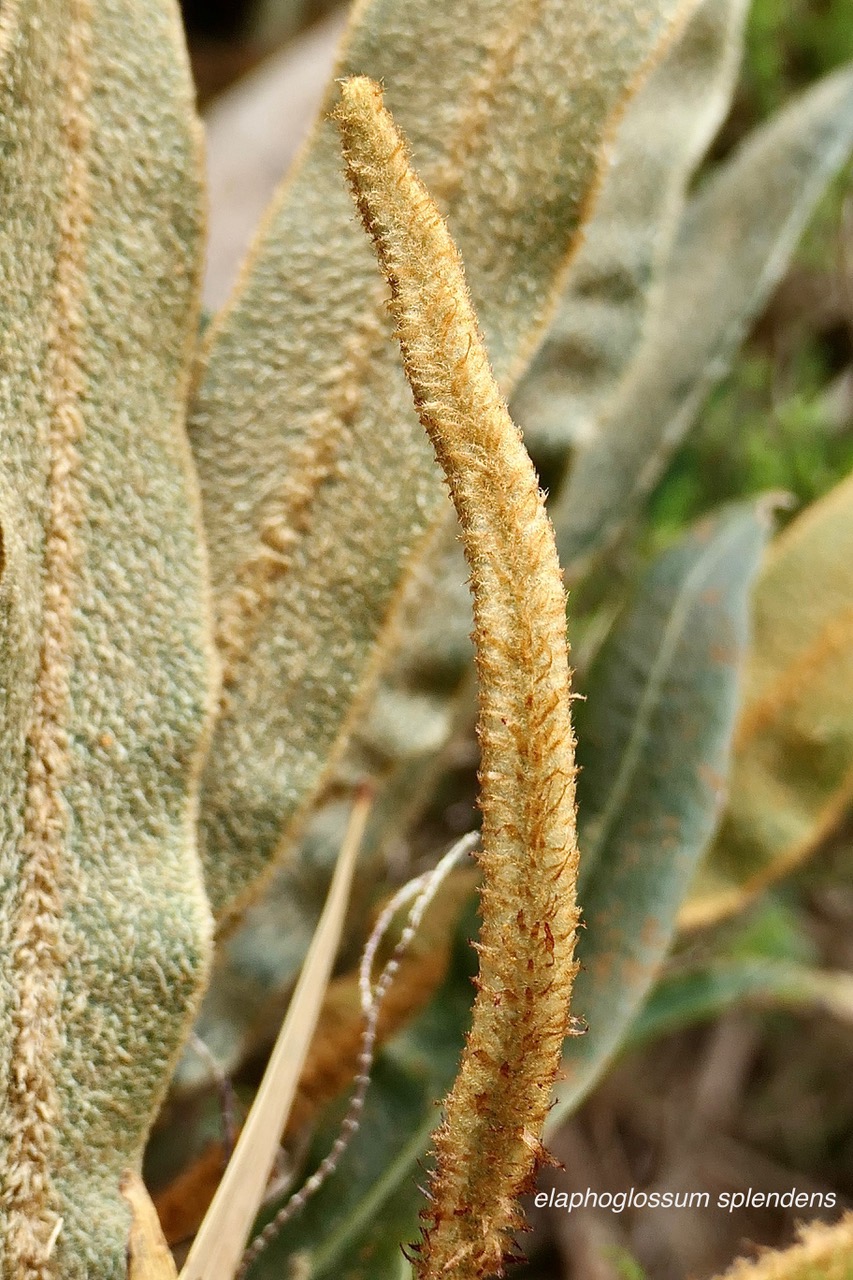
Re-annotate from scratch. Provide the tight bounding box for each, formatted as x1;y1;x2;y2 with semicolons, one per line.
177;522;476;1087
513;0;748;467
0;3;213;1276
684;472;853;927
188;0;700;922
174;852;471;1107
245;902;481;1280
157;875;473;1247
247;0;344;49
720;896;820;968
709;1213;853;1280
175;809;343;1087
181;793;366;1280
287;868;478;1134
631;896;851;1045
547;505;770;1133
627;960;853;1049
552;63;853;575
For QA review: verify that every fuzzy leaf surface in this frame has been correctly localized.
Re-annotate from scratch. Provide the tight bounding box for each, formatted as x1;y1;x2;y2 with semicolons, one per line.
0;2;213;1274
188;0;699;921
709;1213;853;1280
551;62;853;574
547;505;769;1131
513;0;748;466
173;528;474;1090
685;473;853;927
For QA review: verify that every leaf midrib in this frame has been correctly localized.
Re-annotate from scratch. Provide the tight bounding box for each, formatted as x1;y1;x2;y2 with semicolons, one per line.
5;5;91;1272
582;517;748;885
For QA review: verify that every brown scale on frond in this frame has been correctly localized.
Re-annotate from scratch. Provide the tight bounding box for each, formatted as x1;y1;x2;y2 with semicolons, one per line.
213;306;388;690
3;6;91;1276
335;77;581;1280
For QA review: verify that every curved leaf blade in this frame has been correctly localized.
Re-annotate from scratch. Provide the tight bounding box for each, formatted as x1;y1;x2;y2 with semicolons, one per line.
513;0;748;465
627;959;853;1049
685;472;853;927
552;62;853;574
0;2;214;1274
547;504;770;1132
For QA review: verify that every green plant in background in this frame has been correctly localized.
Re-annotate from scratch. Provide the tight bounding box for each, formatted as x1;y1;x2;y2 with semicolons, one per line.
2;0;853;1278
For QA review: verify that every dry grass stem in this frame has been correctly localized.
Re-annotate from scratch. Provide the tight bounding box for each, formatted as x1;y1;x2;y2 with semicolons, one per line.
179;787;371;1280
239;831;479;1274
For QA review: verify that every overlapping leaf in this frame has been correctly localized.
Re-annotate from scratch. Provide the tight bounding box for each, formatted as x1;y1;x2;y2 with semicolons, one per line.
547;504;770;1132
0;2;214;1275
630;898;853;1044
244;900;480;1280
187;0;701;922
685;472;853;927
513;0;748;468
628;960;853;1048
176;842;472;1088
551;62;853;574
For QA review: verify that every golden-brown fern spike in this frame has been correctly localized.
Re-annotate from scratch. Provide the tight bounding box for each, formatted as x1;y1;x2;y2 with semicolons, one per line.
334;76;581;1279
709;1212;853;1280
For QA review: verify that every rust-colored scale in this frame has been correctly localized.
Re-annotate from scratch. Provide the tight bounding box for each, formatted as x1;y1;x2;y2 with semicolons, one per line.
4;5;91;1276
335;77;581;1279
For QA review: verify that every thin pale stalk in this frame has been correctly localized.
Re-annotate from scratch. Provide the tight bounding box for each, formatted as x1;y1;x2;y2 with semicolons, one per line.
180;788;371;1280
239;832;478;1274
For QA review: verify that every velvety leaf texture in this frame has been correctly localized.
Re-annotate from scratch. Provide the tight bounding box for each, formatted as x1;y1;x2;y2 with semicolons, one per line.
547;504;770;1131
513;0;748;467
685;471;853;926
188;0;699;922
172;506;476;1090
709;1214;853;1280
0;2;215;1275
552;61;853;574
